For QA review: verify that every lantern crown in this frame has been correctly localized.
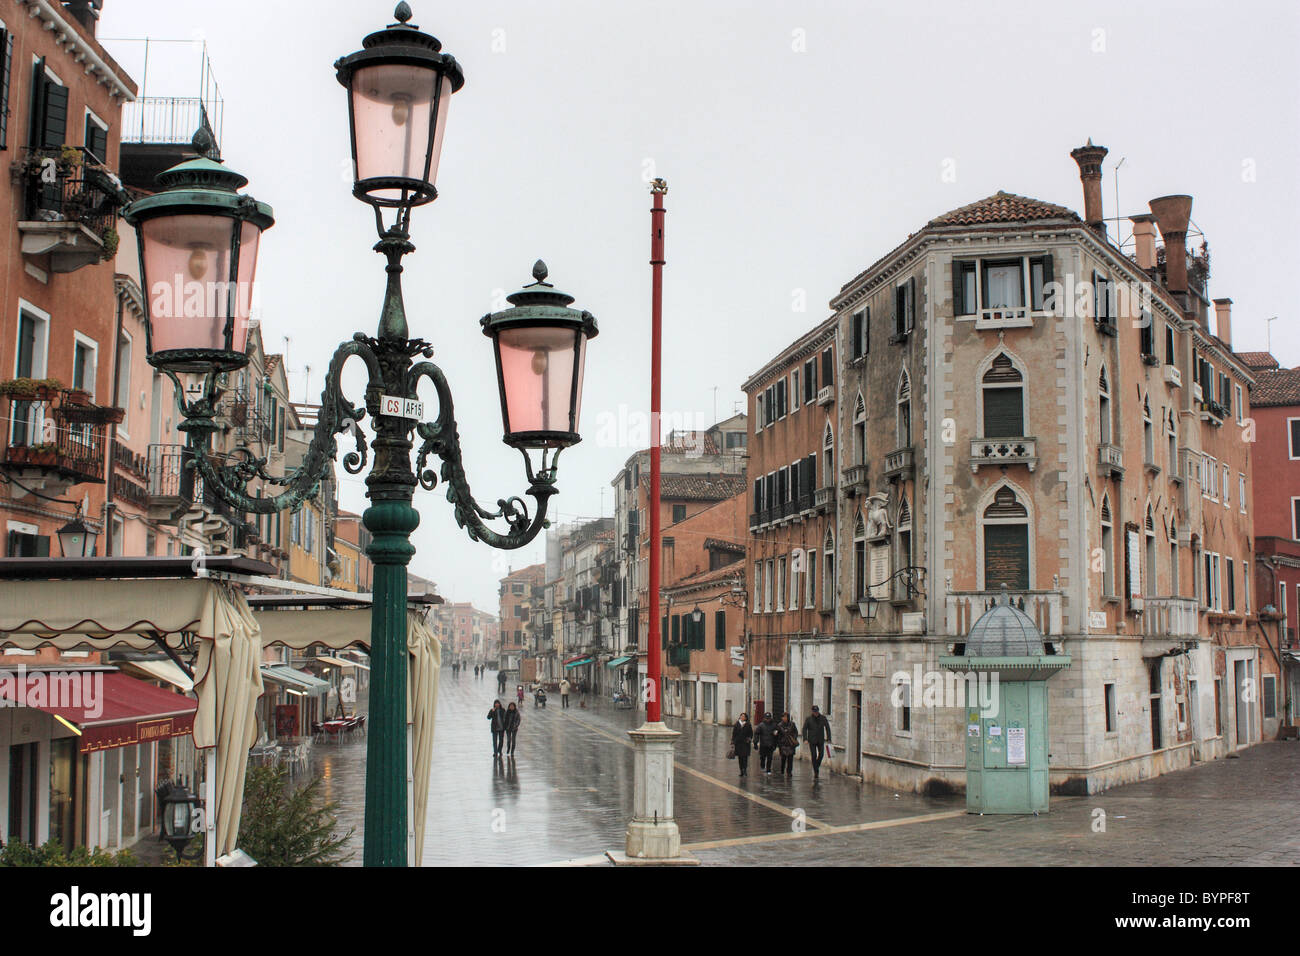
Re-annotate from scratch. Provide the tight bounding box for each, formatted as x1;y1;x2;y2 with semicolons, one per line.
333;5;465;94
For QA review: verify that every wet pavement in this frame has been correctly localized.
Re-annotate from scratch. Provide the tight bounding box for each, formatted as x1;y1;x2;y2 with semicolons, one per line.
313;669;1300;867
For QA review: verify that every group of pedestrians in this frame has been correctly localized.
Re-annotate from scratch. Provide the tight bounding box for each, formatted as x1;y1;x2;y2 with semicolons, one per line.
731;705;832;781
452;663;490;680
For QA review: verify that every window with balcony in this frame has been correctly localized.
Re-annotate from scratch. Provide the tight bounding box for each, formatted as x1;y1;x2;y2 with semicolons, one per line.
853;512;866;601
803;357;818;403
954;254;1053;326
897;371;911;448
982;485;1030;591
823;422;834;485
1099;366;1112;445
853;392;866;465
980;353;1024;438
821;346;834;387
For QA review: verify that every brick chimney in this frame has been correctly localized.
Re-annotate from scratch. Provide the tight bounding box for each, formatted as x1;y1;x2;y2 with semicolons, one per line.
1148;194;1193;301
1130;214;1158;271
1213;298;1233;346
62;0;101;35
1070;140;1109;237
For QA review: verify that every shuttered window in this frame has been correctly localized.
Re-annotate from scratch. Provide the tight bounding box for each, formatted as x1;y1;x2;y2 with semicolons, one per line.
821;347;834;387
0;29;13;150
84;113;108;162
953;260;976;316
29;59;68;150
851;311;864;359
715;610;726;650
982;354;1024;437
984;524;1029;590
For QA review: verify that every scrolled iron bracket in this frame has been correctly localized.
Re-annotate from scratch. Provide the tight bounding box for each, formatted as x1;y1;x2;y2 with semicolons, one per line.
409;360;557;550
170;337;379;514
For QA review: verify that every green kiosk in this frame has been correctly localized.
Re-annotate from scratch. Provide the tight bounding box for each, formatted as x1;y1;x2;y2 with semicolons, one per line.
940;588;1071;814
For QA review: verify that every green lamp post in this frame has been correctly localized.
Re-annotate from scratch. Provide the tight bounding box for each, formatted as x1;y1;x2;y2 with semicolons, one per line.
123;3;598;866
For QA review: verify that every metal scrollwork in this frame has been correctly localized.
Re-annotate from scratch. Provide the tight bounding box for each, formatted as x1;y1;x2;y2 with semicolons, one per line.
409;360;557;550
169;338;378;514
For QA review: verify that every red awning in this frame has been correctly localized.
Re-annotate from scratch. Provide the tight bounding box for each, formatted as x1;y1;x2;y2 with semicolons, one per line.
562;655;588;665
0;670;196;754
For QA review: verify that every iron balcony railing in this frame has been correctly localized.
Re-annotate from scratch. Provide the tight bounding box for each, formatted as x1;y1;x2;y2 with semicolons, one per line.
121;97;223;150
1;390;113;485
20;146;126;242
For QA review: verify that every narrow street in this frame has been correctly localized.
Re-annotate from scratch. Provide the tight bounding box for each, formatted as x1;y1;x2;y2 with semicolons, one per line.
310;668;1300;866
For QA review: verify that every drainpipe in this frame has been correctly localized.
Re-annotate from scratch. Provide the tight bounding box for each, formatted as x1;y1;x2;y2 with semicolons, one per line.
103;287;126;555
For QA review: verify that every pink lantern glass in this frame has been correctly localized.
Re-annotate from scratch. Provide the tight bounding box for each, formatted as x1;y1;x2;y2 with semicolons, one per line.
140;214;262;357
496;326;586;444
350;64;452;206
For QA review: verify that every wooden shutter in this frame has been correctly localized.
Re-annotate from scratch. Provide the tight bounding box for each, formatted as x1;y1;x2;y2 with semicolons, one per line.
35;535;50;557
852;311;863;358
0;30;12;150
907;277;916;330
41;80;68;150
84;115;108;161
983;388;1024;438
895;284;906;334
715;610;726;650
863;306;871;353
952;259;966;315
983;524;1029;590
671;614;680;644
822;347;834;386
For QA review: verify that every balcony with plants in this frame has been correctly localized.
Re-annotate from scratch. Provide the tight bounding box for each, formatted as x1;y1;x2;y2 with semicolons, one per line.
0;380;121;495
14;145;129;273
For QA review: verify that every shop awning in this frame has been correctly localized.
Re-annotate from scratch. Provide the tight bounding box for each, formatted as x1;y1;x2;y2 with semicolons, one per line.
120;658;195;693
564;657;595;669
606;655;634;668
316;654;370;671
0;670;196;754
261;665;330;696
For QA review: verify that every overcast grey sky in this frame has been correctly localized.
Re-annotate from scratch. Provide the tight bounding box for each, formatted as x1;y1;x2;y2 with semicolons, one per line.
100;0;1300;613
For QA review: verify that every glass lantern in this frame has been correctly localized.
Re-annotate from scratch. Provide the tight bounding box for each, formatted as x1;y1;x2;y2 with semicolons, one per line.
481;262;598;449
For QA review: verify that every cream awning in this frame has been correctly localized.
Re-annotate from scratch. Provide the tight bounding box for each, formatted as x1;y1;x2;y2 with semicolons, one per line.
0;577;263;858
119;658;195;693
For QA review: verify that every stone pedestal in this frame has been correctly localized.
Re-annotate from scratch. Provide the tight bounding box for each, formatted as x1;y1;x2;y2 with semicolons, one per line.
619;721;694;862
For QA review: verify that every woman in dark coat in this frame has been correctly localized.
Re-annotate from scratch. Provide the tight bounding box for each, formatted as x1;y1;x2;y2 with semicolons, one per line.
487;700;507;756
731;713;754;777
776;712;800;777
503;702;522;756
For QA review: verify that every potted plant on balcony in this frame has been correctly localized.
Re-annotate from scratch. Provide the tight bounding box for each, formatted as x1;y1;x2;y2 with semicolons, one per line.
63;388;92;407
0;378;63;402
23;443;60;467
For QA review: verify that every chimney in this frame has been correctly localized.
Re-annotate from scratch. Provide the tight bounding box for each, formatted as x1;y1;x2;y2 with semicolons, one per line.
62;0;101;35
1213;298;1233;346
1070;139;1109;237
1130;214;1158;271
1148;194;1193;299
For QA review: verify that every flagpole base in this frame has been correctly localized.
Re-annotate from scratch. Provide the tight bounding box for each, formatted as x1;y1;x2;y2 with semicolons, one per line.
622;720;685;860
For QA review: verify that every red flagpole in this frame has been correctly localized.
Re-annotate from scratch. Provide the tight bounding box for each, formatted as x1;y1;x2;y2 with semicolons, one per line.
647;179;667;723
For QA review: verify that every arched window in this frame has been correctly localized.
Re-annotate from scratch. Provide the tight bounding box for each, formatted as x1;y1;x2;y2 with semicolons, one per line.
1099;366;1112;445
981;352;1025;438
853;511;867;600
1100;493;1114;596
1166;409;1178;478
853;392;866;465
897;371;912;447
1143;396;1155;465
823;421;835;485
1169;517;1179;597
981;485;1030;590
1145;503;1157;597
822;526;835;612
896;495;913;599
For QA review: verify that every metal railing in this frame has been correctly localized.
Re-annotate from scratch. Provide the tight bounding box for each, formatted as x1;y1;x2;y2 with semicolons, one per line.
2;392;109;485
20;146;125;241
121;97;223;150
946;589;1063;638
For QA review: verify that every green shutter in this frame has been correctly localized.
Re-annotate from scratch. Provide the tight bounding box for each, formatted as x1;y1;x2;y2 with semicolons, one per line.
0;30;12;150
952;259;965;315
672;615;680;645
983;524;1029;590
41;80;68;150
661;615;668;648
715;610;726;650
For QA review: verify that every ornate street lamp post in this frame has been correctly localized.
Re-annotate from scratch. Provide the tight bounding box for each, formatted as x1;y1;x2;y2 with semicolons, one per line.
123;4;598;867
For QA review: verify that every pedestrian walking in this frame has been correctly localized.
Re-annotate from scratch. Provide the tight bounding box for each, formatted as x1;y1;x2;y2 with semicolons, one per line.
487;700;507;756
754;712;778;774
560;677;571;708
776;712;800;776
801;704;832;781
533;683;547;708
504;702;521;756
497;670;507;695
731;713;754;777
516;684;525;707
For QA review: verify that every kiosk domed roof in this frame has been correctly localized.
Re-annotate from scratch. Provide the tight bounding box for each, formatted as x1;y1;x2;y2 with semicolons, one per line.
966;587;1047;657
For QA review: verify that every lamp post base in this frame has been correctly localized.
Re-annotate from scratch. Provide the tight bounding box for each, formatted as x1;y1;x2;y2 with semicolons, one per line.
622;720;686;861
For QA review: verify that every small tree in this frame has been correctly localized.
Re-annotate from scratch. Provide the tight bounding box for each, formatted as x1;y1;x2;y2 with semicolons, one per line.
237;766;354;866
0;840;137;867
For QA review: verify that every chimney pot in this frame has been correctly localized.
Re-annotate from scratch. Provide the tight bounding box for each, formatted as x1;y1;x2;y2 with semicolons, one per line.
1070;141;1109;237
1130;214;1158;271
1213;298;1233;347
1148;194;1193;298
